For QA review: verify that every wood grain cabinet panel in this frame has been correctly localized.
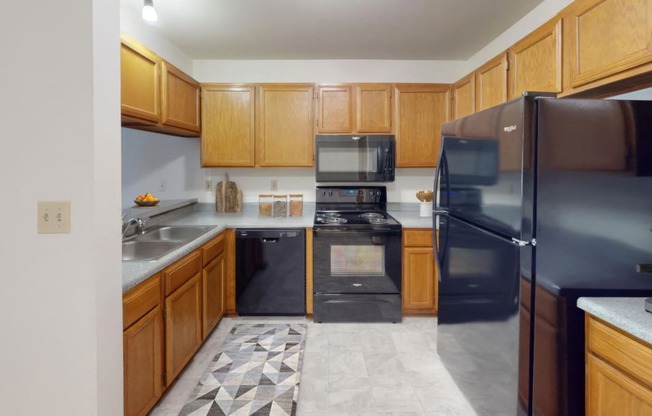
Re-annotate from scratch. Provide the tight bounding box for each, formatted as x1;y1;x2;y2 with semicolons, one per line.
161;62;200;133
402;229;437;315
394;84;450;167
120;35;161;123
356;84;392;133
509;18;562;99
123;305;163;416
586;315;652;416
201;85;256;167
202;252;225;339
317;85;353;133
165;274;202;385
566;0;652;88
257;84;315;166
475;53;509;112
453;73;475;120
317;83;393;134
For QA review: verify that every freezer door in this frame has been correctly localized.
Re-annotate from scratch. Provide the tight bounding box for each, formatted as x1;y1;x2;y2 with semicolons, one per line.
437;215;528;415
439;96;537;239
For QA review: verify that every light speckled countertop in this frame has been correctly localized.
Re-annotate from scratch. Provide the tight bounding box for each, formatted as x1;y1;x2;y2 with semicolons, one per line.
577;297;652;345
122;200;433;293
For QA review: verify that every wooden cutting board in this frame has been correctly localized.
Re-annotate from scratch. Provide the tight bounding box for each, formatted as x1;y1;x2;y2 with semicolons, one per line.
215;173;242;212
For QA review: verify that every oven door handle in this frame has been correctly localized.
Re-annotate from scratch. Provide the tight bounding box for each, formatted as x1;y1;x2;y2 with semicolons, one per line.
314;228;401;238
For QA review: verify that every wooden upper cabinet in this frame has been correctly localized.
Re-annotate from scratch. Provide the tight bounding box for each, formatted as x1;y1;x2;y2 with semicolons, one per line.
317;83;393;133
201;84;256;167
566;0;652;88
161;62;200;133
120;34;161;123
453;73;475;120
394;84;450;167
256;84;315;166
475;52;509;112
509;18;562;99
317;85;353;133
356;84;392;133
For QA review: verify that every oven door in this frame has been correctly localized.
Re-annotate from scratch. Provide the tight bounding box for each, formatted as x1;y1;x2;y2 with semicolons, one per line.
313;228;401;294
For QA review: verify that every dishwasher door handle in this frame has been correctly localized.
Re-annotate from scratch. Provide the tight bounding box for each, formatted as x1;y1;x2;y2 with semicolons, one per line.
262;237;279;243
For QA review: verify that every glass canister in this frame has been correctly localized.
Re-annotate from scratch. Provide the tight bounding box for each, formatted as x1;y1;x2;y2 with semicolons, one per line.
289;194;303;217
272;194;288;217
258;194;273;216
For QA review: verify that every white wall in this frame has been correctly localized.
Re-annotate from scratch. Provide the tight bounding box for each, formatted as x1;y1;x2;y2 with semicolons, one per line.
193;59;465;83
120;0;193;73
0;0;122;415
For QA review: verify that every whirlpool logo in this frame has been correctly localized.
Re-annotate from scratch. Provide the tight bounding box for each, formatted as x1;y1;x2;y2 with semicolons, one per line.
504;125;517;133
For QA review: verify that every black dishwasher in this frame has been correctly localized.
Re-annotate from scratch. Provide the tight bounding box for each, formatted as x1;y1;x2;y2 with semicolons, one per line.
235;228;306;315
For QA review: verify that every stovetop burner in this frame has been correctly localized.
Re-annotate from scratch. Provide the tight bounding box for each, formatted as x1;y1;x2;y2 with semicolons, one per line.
316;216;347;224
368;217;390;225
359;212;384;219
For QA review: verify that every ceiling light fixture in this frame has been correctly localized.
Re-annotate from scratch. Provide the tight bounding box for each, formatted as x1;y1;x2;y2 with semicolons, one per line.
142;0;158;22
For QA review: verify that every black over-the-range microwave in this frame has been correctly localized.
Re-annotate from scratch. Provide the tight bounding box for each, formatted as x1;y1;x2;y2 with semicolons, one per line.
315;135;395;182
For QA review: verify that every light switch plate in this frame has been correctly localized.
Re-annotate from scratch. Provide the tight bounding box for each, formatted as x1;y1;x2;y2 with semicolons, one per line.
37;201;71;234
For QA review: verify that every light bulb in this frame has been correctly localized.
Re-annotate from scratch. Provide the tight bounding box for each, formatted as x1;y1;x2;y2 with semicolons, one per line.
142;0;158;22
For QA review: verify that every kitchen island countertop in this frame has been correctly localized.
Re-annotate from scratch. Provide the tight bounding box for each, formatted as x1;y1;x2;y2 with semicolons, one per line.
577;297;652;345
123;201;433;293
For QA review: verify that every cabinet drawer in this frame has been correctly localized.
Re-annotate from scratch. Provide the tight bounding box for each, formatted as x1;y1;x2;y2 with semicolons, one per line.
164;250;202;296
123;274;161;330
587;316;652;389
403;229;433;247
202;232;225;266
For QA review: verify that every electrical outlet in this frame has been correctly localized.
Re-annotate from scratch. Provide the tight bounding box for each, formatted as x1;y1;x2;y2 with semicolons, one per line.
271;179;278;191
37;201;71;234
205;179;213;191
159;179;167;192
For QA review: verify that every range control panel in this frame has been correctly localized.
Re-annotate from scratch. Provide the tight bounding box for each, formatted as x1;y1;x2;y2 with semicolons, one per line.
316;186;387;204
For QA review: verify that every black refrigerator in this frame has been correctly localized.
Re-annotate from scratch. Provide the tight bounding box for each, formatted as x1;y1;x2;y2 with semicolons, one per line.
434;94;652;416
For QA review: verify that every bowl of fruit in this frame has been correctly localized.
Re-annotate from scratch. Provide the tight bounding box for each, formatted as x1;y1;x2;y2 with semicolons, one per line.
134;193;160;207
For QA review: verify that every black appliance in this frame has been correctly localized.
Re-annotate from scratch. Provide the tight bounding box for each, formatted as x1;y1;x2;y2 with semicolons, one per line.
235;228;305;315
315;135;395;182
313;186;402;323
434;95;652;416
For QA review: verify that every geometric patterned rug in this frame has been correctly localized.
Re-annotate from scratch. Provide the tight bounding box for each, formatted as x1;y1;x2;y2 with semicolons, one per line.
178;323;307;416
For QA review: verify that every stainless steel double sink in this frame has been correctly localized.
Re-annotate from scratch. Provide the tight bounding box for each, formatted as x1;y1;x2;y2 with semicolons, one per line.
122;225;215;262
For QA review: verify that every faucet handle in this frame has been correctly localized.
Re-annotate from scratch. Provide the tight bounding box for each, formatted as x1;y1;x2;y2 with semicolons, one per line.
136;217;150;234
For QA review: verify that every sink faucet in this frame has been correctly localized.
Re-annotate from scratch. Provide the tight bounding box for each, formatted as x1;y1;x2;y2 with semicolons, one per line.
122;217;150;237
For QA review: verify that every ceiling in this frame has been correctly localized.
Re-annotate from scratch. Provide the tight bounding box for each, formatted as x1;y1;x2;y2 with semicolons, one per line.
122;0;546;60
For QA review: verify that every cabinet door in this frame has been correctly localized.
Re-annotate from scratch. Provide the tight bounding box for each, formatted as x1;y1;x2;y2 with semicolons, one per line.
317;85;353;133
356;84;392;133
165;274;202;385
395;84;450;167
587;354;652;415
161;61;200;133
509;18;562;99
453;74;475;120
120;34;161;123
257;84;315;166
475;53;509;112
402;230;437;315
566;0;652;88
202;252;225;339
124;306;163;416
201;85;256;167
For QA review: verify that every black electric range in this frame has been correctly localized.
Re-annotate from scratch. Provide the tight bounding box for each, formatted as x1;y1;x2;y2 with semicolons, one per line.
312;186;402;323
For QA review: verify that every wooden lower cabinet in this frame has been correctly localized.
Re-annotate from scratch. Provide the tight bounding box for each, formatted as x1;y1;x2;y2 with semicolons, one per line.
402;229;437;315
123;231;228;413
123;306;163;416
165;273;203;385
586;315;652;415
122;275;164;416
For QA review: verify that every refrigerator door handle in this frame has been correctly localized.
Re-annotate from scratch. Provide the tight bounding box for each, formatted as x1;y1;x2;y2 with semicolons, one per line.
511;237;537;246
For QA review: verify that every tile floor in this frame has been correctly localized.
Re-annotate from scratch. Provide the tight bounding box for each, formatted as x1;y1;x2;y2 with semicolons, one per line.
149;316;476;416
